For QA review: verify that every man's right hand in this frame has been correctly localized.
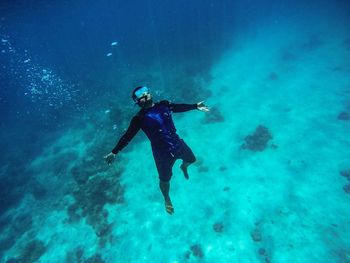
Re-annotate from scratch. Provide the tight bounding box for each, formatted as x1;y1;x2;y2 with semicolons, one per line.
104;152;116;165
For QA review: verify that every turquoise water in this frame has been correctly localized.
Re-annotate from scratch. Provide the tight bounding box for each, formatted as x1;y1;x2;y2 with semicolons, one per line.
1;1;350;262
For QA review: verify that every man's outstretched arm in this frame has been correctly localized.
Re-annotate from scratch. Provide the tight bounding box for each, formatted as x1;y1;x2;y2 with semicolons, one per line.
169;101;210;113
104;116;141;164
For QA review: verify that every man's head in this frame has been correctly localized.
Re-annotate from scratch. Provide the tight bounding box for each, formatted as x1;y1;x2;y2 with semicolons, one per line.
132;86;153;108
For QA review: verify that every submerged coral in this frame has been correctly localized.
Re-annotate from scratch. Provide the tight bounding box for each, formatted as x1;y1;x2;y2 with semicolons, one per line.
190;244;204;258
68;170;124;243
213;222;224;233
241;125;273;152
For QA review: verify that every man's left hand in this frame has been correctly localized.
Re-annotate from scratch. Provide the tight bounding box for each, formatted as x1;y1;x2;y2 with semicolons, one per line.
197;101;210;112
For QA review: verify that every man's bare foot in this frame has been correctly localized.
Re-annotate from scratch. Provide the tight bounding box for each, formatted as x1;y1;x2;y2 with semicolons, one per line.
180;163;189;179
165;201;174;214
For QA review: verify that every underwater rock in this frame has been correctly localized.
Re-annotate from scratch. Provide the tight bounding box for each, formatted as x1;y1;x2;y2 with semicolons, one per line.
340;169;350;181
202;107;224;124
190;244;204;258
338;111;350;120
241;125;273;152
300;34;324;52
343;184;350;194
213;222;224;233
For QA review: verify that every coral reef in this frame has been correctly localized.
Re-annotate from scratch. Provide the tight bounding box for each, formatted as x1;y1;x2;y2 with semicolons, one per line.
68;169;124;244
241;125;273;151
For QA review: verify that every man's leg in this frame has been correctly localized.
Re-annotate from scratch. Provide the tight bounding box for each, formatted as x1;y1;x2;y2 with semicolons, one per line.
179;141;196;180
180;162;191;179
154;153;176;214
159;180;174;214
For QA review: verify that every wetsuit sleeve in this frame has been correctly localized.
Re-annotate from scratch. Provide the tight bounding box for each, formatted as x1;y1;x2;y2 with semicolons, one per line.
111;116;141;154
167;101;198;113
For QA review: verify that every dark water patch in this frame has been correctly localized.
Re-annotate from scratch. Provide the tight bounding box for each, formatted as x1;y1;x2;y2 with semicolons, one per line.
343;38;350;48
0;173;27;214
240;125;274;152
268;72;279;81
281;50;298;62
300;33;324;52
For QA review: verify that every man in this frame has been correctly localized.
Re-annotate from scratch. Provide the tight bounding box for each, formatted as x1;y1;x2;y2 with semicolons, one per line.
104;86;209;214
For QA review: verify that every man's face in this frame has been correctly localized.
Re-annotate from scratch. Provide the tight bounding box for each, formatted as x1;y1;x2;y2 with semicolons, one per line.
136;92;153;108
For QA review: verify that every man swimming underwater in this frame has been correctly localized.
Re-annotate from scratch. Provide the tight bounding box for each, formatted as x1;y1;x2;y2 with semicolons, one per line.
104;86;209;214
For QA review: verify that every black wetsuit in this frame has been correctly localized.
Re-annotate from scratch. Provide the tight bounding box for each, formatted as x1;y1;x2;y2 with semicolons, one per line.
112;100;197;181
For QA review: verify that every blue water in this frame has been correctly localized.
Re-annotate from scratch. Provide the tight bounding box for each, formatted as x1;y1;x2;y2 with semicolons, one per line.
1;0;350;262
